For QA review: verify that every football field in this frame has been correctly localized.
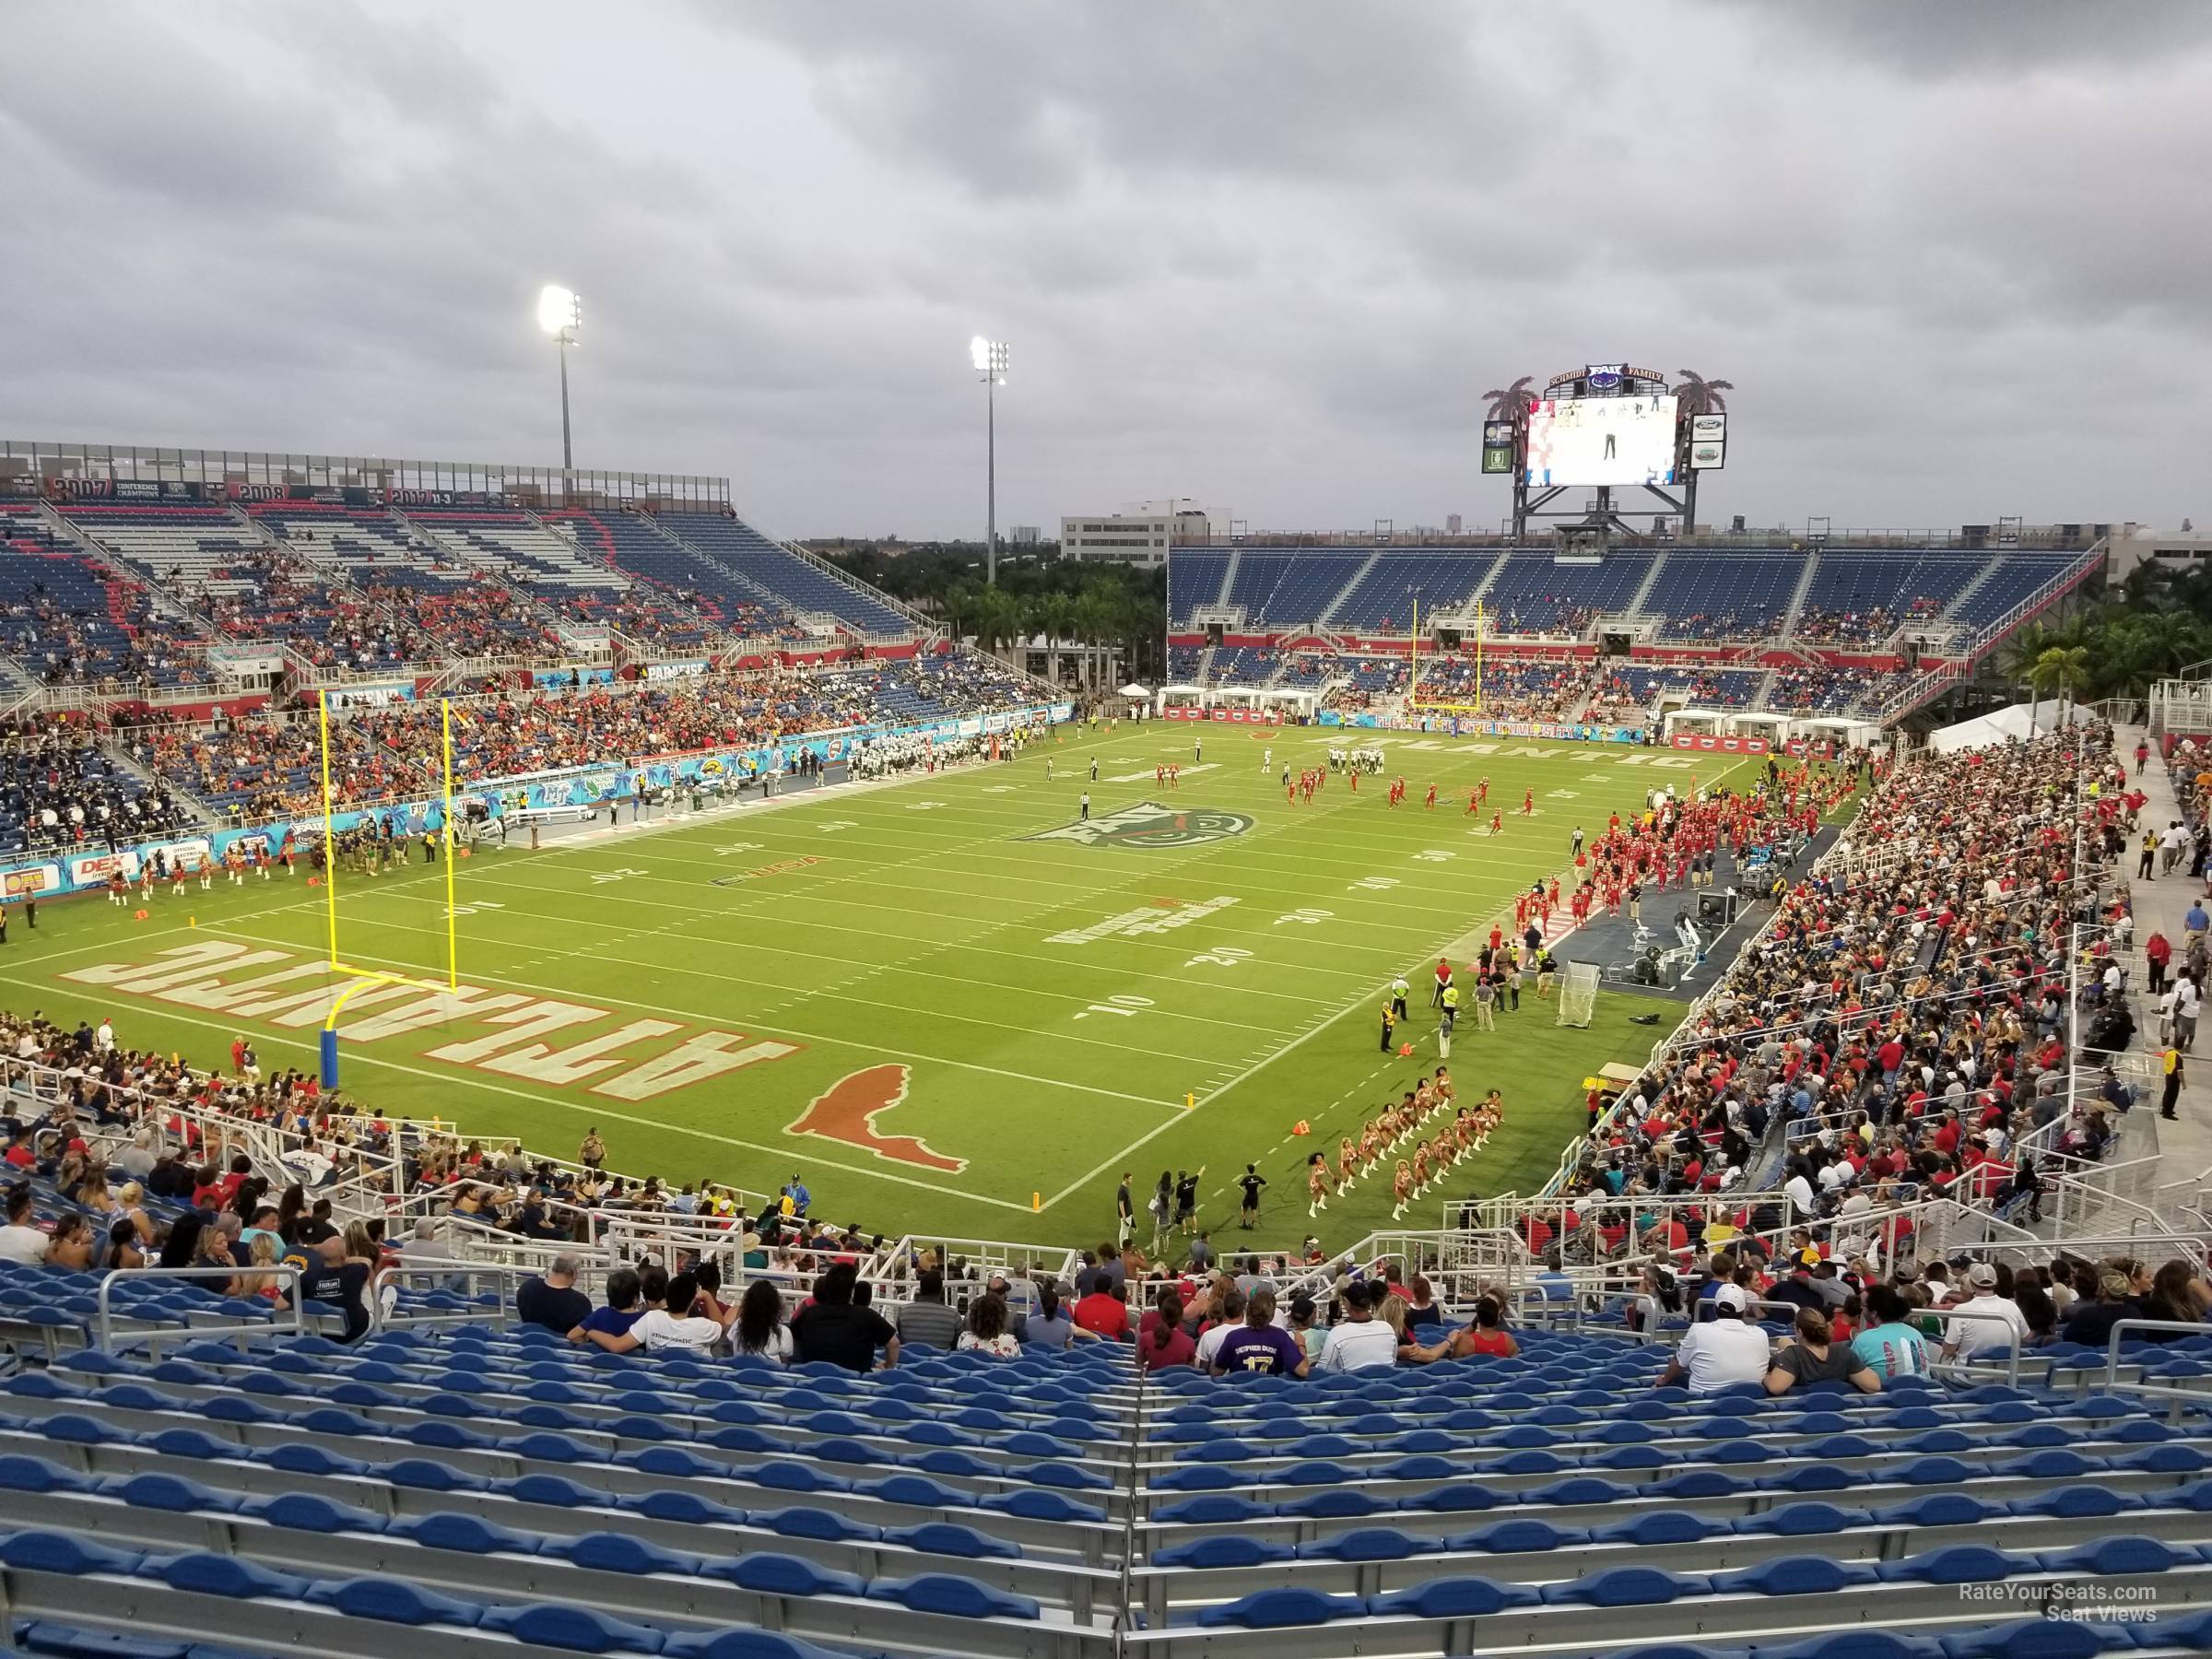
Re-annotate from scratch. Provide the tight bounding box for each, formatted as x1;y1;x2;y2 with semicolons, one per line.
2;724;1753;1249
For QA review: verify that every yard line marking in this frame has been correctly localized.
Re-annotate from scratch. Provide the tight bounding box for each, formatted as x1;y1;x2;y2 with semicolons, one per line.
0;965;1034;1211
203;924;1194;1110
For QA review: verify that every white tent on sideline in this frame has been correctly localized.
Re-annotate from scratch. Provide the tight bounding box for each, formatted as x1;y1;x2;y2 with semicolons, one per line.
1926;699;2094;754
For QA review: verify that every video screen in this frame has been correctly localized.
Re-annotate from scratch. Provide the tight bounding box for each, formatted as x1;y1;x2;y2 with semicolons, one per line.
1523;395;1679;487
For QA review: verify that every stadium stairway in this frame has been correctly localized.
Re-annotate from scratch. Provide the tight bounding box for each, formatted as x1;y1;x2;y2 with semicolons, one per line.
1778;549;1823;641
1313;550;1379;630
2;1318;2210;1657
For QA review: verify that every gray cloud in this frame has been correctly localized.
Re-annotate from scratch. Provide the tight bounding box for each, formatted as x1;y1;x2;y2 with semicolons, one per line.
0;0;2203;540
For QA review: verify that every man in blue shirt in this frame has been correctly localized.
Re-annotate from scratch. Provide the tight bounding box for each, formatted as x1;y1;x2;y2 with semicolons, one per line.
2185;902;2208;946
569;1266;645;1342
781;1174;811;1218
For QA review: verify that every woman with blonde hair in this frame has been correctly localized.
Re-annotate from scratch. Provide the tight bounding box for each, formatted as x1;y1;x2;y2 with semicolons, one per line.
1376;1292;1414;1359
237;1233;283;1303
117;1182;154;1245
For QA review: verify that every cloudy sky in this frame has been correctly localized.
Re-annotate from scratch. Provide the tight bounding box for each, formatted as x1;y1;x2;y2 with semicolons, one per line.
3;1;2205;539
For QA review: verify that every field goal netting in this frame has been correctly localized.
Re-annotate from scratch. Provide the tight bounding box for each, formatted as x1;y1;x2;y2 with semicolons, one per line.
1556;961;1601;1029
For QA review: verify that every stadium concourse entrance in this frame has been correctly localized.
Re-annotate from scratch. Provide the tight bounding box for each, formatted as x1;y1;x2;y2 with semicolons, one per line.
1552;823;1839;1005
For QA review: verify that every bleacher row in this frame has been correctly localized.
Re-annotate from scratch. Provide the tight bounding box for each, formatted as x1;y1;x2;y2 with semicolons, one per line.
0;501;913;688
2;1316;2211;1656
1169;545;2087;643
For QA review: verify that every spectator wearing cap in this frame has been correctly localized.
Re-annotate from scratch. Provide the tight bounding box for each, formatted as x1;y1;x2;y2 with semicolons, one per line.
2059;1267;2141;1347
1942;1261;2029;1359
1657;1283;1771;1395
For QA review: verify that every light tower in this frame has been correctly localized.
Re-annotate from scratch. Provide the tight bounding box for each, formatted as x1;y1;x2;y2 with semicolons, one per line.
537;285;582;470
970;335;1008;582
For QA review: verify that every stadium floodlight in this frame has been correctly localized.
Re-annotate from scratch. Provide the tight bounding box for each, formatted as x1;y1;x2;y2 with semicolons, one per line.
971;336;1008;582
537;285;582;471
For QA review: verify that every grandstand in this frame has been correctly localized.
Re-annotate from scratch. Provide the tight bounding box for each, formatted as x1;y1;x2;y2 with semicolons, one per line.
1;443;2200;1659
1169;539;2103;728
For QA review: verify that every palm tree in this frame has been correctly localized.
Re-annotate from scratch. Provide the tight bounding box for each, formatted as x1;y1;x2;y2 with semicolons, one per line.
1673;371;1735;417
2028;644;2090;735
970;583;1023;657
1072;586;1121;692
1480;376;1537;422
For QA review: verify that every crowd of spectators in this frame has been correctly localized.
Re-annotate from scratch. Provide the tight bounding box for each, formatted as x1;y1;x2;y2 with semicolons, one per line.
1652;1247;2210;1396
130;655;1039;818
191;547;416;672
1555;730;2116;1275
1794;595;1946;648
1768;663;1888;712
0;711;192;855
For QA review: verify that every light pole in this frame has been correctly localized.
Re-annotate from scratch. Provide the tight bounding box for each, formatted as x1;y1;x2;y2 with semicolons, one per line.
537;285;582;470
971;335;1008;582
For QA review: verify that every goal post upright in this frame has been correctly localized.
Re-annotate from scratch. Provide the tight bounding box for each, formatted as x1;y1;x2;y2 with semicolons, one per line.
318;687;339;970
312;688;463;1087
442;696;458;992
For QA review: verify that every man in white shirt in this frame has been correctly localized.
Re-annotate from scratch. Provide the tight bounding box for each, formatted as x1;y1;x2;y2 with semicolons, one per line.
0;1188;49;1266
1316;1282;1400;1372
1657;1285;1771;1395
576;1270;727;1355
1193;1288;1248;1371
1941;1264;2028;1360
1783;1168;1818;1221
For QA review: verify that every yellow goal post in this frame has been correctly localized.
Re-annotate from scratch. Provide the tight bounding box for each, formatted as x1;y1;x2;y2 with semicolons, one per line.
1406;595;1490;717
315;688;461;1086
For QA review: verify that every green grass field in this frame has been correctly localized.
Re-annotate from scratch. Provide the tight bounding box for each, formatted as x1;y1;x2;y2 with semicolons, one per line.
0;724;1756;1251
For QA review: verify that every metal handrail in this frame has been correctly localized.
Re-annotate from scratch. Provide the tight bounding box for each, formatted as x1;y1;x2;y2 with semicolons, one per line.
95;1265;305;1353
2102;1318;2212;1390
370;1256;548;1335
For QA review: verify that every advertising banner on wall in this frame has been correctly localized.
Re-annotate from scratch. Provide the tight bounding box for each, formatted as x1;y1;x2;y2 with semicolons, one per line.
321;683;416;709
641;660;710;681
1671;732;1771;755
0;862;64;897
23;702;1068;898
532;667;618;688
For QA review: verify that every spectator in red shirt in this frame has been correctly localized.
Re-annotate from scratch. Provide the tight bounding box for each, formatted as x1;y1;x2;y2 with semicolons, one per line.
1073;1280;1131;1340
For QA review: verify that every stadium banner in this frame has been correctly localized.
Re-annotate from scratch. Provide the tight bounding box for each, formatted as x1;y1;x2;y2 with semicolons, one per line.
1161;706;1282;724
0;861;64;898
641;660;710;680
387;488;507;509
532;666;617;688
323;682;415;708
1671;732;1771;756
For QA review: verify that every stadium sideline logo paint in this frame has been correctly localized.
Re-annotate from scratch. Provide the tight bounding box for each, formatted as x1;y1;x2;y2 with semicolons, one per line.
787;1064;965;1171
1022;801;1254;850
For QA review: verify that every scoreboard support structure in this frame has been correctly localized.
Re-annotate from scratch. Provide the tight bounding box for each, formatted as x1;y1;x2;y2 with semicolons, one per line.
1488;363;1718;545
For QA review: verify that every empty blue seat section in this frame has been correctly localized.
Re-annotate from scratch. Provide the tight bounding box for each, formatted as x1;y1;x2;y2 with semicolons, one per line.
662;512;910;633
1640;551;1801;640
1227;552;1370;627
1329;551;1500;629
1478;550;1653;634
1167;550;1230;623
1794;550;1987;644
